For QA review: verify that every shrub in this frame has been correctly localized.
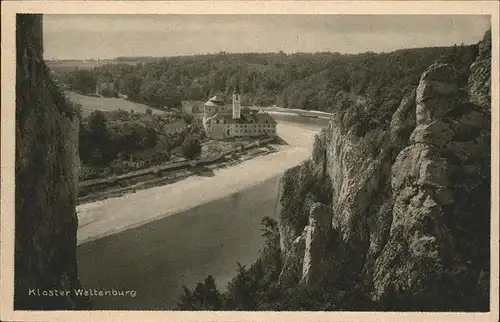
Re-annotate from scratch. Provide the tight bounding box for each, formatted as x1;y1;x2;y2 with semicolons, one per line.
181;135;202;160
177;275;223;310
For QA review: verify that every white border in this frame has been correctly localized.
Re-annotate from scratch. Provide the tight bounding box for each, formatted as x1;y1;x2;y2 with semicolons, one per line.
1;1;499;322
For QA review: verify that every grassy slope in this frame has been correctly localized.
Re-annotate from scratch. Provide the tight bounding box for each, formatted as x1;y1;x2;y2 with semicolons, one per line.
46;59;138;73
65;91;167;117
46;57;162;73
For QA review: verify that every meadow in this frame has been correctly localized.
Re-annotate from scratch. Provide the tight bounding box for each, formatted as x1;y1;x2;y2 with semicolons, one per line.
65;91;167;117
46;57;161;73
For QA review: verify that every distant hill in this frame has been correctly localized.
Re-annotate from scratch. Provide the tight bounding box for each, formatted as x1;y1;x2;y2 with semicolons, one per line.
53;45;479;114
46;57;163;73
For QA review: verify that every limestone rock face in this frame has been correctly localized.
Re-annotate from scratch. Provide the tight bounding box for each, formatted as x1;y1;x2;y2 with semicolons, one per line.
301;202;332;285
415;63;462;125
373;50;490;308
390;89;416;149
275;29;491;310
468;29;491;110
276;160;319;285
15;15;90;309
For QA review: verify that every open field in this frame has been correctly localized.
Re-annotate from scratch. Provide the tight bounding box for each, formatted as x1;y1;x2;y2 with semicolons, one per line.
64;88;333;120
46;58;162;73
47;59;125;73
65;91;167;117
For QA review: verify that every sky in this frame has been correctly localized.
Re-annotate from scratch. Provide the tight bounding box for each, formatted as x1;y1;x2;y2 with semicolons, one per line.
42;14;491;60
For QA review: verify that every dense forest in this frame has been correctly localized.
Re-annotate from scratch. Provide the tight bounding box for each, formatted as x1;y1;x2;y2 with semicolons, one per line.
53;45;477;113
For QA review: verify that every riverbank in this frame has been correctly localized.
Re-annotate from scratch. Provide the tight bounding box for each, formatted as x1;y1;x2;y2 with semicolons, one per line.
76;121;323;310
76;121;322;245
77;174;283;309
77;141;282;205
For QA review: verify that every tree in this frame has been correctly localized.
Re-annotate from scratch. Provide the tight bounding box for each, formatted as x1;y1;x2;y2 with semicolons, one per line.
224;263;261;310
84;110;112;165
78;121;91;164
156;135;171;151
186;83;205;100
119;74;142;100
259;217;282;282
181;112;194;124
181;135;202;160
143;127;158;148
87;111;109;141
282;91;289;108
67;69;96;93
177;275;223;310
161;88;183;110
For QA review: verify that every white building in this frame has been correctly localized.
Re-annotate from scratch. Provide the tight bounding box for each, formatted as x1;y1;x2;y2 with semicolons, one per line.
202;90;277;139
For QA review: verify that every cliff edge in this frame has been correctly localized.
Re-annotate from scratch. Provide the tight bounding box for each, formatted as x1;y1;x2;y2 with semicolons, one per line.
276;29;491;311
15;14;89;309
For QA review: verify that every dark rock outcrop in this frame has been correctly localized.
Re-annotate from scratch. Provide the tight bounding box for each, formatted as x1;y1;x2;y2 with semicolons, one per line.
15;14;89;310
468;29;491;110
275;29;491;311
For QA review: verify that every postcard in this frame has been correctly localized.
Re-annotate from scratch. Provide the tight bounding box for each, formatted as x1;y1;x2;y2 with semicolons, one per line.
1;1;498;321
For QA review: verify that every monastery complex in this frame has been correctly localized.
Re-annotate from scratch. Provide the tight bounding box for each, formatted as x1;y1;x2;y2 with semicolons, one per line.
201;90;277;140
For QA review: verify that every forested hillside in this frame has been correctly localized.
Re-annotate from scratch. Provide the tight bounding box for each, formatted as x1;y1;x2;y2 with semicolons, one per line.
52;45;477;111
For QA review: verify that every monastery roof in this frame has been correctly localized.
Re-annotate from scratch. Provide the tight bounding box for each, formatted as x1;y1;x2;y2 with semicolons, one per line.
182;100;205;107
204;95;226;107
253;112;277;124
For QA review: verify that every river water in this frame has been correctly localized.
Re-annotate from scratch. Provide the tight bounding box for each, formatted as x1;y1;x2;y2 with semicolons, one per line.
77;116;329;310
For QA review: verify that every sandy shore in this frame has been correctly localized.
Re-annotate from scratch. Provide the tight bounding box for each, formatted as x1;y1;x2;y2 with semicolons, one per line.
76;121;322;245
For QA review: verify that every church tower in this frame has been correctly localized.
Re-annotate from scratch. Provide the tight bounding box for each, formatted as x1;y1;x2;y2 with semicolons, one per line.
232;84;241;119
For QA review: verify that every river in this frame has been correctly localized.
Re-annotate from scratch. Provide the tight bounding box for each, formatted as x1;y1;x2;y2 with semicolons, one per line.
76;117;328;310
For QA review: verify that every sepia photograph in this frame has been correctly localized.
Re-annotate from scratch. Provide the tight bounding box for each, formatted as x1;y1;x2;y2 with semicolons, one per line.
1;1;498;321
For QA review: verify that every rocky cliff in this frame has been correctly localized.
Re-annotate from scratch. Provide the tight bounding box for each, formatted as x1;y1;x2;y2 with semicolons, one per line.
15;14;89;309
276;29;491;311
